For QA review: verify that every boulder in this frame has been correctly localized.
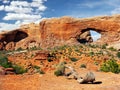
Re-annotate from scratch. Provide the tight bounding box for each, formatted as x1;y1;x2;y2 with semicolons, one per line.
0;42;3;50
5;42;15;50
0;66;5;75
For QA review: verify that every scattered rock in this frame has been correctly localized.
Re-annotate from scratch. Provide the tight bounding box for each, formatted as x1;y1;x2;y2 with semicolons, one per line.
0;66;5;75
77;72;95;84
5;42;15;50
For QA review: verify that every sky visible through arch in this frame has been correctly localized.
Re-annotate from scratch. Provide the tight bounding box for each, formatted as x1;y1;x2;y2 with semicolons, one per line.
90;30;101;41
0;0;120;40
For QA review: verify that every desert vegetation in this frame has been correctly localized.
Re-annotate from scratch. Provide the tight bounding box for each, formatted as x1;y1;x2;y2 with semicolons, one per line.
0;43;120;75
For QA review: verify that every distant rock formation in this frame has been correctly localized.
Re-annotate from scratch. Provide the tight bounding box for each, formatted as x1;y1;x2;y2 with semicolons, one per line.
0;15;120;50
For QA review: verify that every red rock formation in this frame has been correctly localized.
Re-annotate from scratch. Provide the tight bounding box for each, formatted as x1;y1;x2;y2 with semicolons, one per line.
40;16;120;48
0;42;3;50
5;42;15;50
0;66;5;75
0;15;120;50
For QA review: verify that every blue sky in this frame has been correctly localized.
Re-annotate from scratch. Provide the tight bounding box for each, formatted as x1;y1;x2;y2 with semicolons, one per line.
0;0;120;40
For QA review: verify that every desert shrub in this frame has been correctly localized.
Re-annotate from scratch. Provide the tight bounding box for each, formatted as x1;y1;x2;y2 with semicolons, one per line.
97;50;103;55
79;45;83;48
39;70;45;74
54;62;65;76
89;51;94;56
54;70;63;76
30;46;37;50
33;65;45;74
47;57;53;62
88;44;98;48
116;52;120;58
0;55;12;68
108;47;116;51
101;44;107;49
69;57;78;62
94;61;99;65
33;65;40;69
12;64;27;74
16;47;23;51
62;61;67;64
100;59;120;74
80;64;86;68
54;45;68;51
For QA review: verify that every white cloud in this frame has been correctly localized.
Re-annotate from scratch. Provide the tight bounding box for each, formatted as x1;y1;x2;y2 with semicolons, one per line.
0;5;4;10
35;17;47;24
81;0;120;8
0;0;47;31
15;20;21;25
111;7;120;14
0;23;19;31
32;0;47;3
38;5;47;11
30;1;47;11
3;13;41;20
80;2;101;8
10;1;30;7
3;0;10;4
4;5;33;14
31;2;40;7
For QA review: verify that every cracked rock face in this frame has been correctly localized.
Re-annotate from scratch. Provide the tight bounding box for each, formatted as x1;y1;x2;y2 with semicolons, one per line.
1;15;120;50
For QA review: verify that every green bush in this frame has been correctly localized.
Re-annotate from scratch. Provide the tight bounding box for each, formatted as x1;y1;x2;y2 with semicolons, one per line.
101;44;107;49
100;59;120;74
88;44;98;48
33;65;45;74
0;55;12;68
69;57;78;62
39;70;45;74
80;64;86;68
33;65;40;69
94;61;99;65
54;70;63;76
54;62;65;76
47;57;53;62
12;64;27;74
16;47;23;51
89;51;94;56
117;52;120;58
108;47;116;51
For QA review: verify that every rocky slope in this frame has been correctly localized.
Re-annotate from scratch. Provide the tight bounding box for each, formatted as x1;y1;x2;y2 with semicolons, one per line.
0;15;120;50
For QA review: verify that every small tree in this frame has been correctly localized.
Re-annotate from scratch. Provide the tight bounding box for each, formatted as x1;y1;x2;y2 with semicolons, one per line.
89;51;94;56
69;57;78;62
117;52;120;58
54;62;65;76
0;55;12;68
80;64;86;68
100;59;120;74
12;64;27;74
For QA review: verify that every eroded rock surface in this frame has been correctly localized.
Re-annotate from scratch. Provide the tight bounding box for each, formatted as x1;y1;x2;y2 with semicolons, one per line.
0;15;120;50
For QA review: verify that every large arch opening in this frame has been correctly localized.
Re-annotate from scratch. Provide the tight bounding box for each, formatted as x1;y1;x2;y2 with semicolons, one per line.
76;28;102;44
14;31;28;42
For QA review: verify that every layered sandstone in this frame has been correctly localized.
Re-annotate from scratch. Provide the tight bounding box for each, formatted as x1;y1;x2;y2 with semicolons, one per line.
0;15;120;50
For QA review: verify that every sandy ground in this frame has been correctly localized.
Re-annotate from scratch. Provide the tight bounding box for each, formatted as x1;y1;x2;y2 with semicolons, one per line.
0;69;120;90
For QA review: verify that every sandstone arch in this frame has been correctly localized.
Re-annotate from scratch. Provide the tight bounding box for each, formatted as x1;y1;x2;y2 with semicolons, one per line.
0;30;28;50
0;30;28;43
14;31;28;42
0;15;120;50
77;28;102;43
40;15;120;48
